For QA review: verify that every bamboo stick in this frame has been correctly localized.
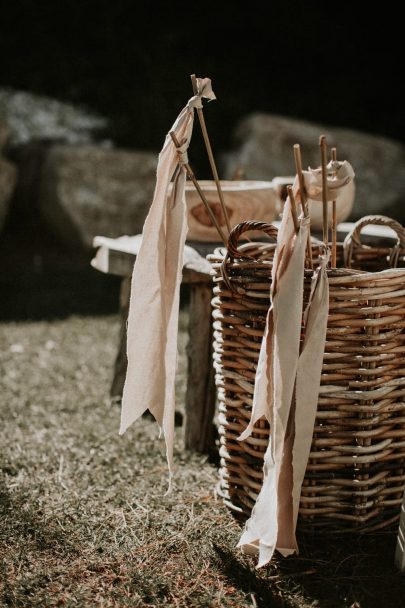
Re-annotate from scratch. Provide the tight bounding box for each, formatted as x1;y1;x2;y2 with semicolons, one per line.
190;74;232;235
319;135;329;248
293;144;313;268
287;185;299;234
331;147;338;268
169;131;227;246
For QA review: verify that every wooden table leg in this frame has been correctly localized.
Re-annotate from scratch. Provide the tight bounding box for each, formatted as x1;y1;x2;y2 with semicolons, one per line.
110;276;131;399
184;282;217;453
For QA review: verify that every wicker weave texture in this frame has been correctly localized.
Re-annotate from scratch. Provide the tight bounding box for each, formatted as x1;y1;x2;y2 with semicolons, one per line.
208;217;405;532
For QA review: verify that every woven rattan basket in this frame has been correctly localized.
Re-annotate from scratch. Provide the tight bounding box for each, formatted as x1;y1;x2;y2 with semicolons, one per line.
208;216;405;532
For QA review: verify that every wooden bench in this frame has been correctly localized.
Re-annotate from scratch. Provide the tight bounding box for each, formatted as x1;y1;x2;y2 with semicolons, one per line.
91;235;219;454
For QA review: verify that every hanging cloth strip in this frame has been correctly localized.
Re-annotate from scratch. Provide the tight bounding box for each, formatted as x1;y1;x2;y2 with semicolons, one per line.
238;162;354;568
119;78;216;486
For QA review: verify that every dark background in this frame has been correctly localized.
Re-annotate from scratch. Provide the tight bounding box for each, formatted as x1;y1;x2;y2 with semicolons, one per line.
0;1;402;320
1;1;403;172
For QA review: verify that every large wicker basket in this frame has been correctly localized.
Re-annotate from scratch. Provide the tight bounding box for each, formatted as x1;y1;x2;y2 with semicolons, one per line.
208;216;405;532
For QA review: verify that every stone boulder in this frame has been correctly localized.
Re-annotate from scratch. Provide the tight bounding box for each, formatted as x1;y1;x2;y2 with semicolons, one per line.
0;88;108;148
38;145;158;250
221;113;405;222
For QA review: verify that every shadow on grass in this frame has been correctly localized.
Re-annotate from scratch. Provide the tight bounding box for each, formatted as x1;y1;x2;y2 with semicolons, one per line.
0;479;82;604
212;543;285;607
0;482;78;558
0;483;82;606
214;520;405;608
290;530;405;608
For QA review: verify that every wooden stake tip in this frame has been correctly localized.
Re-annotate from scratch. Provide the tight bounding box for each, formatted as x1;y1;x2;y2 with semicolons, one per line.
169;131;179;147
190;74;198;95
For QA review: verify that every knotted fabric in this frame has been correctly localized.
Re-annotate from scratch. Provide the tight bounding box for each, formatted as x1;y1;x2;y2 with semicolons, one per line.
119;78;215;486
304;160;354;202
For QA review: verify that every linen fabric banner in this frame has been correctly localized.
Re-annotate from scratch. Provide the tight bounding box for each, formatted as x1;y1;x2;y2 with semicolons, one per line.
237;191;310;567
119;79;215;484
238;163;354;567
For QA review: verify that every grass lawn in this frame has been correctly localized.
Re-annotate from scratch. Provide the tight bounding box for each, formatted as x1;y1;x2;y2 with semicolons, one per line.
1;312;404;607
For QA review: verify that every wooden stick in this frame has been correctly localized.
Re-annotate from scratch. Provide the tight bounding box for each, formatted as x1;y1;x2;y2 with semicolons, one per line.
293;144;313;269
190;74;232;235
331;147;338;268
319;135;329;247
293;144;309;218
287;186;299;234
169;131;227;246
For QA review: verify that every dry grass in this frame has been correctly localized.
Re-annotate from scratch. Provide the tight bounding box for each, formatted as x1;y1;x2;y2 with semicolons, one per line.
1;312;404;607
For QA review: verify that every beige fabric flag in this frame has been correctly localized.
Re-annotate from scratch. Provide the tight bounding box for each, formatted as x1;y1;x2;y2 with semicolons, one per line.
291;250;329;528
238;161;355;568
238;192;309;566
238;187;304;442
119;79;215;483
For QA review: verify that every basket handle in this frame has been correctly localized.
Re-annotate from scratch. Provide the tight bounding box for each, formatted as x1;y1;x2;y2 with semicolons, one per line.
343;215;405;268
221;221;278;291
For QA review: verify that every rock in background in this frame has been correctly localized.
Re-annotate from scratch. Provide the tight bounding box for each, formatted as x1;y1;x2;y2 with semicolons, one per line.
221;113;405;222
38;145;158;250
1;88;112;241
0;88;108;148
0;89;160;254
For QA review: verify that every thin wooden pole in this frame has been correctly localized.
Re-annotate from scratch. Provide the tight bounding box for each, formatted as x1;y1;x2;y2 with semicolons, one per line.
293;144;313;268
319;135;329;248
190;74;232;235
287;185;299;234
331;147;338;268
169;131;227;246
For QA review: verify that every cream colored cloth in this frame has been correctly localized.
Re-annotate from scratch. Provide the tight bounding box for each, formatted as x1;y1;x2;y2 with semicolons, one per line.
119;79;215;484
237;162;354;567
292;249;329;529
237;192;309;567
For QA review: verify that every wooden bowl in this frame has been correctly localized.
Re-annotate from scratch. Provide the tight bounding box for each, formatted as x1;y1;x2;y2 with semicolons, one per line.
172;180;280;242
